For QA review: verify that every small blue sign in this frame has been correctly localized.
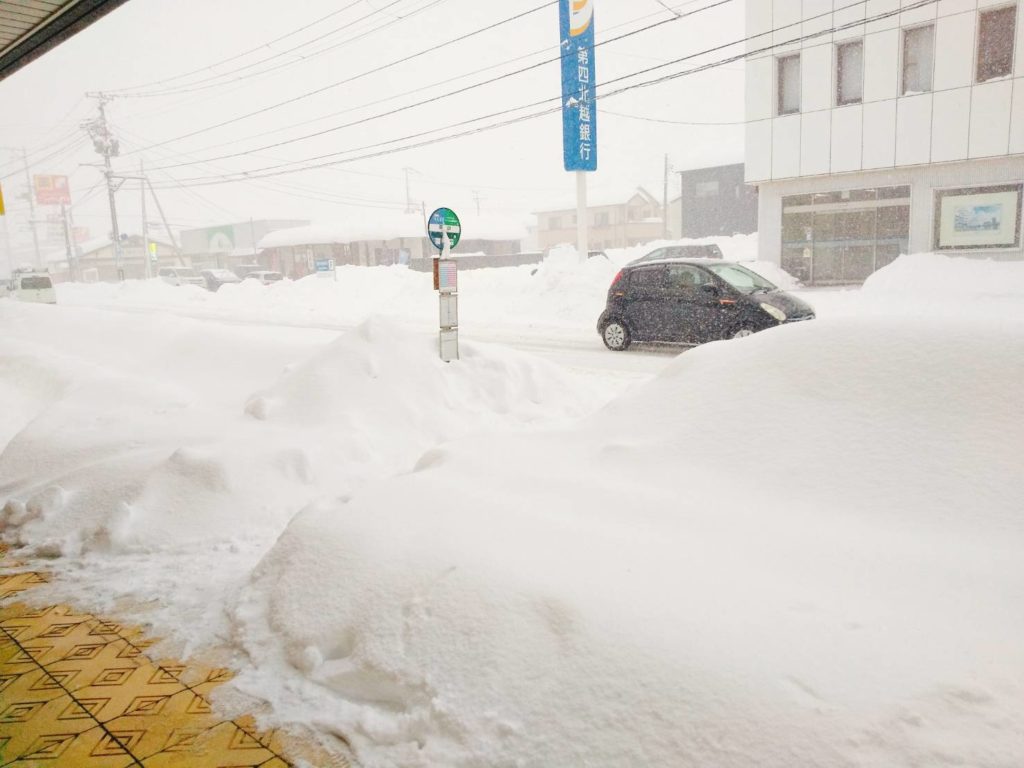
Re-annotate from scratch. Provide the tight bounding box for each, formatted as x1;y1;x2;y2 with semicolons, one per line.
314;258;332;272
559;0;597;172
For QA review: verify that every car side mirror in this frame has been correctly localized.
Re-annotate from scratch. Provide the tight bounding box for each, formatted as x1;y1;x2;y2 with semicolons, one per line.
700;283;720;296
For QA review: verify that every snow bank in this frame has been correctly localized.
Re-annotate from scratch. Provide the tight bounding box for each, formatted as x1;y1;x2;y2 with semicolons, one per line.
0;309;604;560
863;251;1024;300
237;315;1024;767
56;234;800;336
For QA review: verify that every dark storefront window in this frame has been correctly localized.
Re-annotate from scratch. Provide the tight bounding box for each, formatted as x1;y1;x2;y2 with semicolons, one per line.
781;186;910;284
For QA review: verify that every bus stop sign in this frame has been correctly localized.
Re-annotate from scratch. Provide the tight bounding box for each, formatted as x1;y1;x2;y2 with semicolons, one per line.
427;207;461;252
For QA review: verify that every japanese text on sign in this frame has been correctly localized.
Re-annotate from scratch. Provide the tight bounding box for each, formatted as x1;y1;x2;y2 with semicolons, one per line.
559;0;597;172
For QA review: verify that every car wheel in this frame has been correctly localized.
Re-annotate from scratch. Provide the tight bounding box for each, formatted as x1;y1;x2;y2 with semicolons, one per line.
602;320;631;351
730;325;755;339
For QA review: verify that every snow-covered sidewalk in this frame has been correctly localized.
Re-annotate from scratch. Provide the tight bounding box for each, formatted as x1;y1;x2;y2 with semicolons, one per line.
2;250;1023;767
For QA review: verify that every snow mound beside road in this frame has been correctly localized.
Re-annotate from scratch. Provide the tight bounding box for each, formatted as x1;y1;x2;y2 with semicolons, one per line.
238;315;1024;768
0;311;599;558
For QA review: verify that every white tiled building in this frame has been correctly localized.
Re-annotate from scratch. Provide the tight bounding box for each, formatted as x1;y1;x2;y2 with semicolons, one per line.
746;0;1024;283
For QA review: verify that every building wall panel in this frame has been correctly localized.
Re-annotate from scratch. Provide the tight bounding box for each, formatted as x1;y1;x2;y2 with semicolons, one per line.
969;79;1013;158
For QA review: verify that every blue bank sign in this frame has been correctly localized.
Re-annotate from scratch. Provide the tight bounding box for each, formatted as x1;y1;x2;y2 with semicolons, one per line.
559;0;597;172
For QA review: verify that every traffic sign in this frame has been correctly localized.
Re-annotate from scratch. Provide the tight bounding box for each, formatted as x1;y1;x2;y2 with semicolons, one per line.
427;207;461;252
314;258;332;272
0;182;4;215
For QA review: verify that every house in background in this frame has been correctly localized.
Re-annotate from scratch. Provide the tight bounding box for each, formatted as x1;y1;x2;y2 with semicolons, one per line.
746;0;1024;285
535;187;663;251
44;234;180;282
667;163;758;239
180;219;309;270
257;213;526;276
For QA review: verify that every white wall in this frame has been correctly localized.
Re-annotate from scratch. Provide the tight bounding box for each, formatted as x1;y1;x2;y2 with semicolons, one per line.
745;0;1024;183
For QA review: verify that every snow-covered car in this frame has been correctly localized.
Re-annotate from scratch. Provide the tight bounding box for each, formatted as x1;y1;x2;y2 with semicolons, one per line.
243;270;284;285
631;244;723;263
200;268;241;291
232;263;262;279
6;271;57;304
158;267;205;287
598;259;814;350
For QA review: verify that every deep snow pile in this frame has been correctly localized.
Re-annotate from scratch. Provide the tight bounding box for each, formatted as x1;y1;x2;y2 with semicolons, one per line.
232;314;1024;767
0;307;605;561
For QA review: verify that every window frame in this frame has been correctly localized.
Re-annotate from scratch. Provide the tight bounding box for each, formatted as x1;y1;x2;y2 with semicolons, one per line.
835;38;865;107
901;23;936;95
976;3;1017;84
776;53;802;116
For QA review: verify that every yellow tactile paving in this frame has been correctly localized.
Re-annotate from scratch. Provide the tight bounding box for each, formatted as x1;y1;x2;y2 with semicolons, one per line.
0;552;352;768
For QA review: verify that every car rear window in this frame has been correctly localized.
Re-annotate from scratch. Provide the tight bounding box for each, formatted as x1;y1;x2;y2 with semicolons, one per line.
20;276;52;289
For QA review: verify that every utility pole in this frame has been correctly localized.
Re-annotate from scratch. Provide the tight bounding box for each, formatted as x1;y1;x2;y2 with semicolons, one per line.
60;202;74;280
140;160;151;279
662;154;670;239
20;148;41;268
677;170;685;240
403;167;415;213
146;178;180;259
472;190;482;216
85;92;123;280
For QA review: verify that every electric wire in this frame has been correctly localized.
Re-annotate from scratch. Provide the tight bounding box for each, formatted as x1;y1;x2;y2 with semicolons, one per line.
140;0;732;170
148;0;937;188
117;0;444;99
120;0;561;155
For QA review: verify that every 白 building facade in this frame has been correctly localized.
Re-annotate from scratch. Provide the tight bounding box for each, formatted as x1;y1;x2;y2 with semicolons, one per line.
746;0;1024;284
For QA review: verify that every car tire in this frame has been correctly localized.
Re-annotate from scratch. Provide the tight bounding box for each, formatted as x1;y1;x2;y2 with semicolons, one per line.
602;320;631;351
730;325;756;339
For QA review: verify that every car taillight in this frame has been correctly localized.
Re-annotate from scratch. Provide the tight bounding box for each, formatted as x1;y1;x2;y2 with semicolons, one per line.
610;270;623;287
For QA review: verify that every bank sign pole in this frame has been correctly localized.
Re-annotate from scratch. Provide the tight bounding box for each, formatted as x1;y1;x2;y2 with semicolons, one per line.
427;207;461;362
559;0;597;263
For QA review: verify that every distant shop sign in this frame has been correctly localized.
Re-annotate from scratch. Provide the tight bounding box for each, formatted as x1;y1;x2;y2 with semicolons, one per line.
33;175;71;206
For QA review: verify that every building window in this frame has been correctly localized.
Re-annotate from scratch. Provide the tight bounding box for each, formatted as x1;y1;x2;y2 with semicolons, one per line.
836;40;864;105
781;186;911;285
777;54;801;115
977;5;1016;82
902;24;934;94
549;216;561;230
695;180;720;198
594;212;610;227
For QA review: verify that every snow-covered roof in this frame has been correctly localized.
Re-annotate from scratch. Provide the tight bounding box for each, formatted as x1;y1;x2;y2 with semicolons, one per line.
258;212;527;249
43;233;178;264
534;186;660;214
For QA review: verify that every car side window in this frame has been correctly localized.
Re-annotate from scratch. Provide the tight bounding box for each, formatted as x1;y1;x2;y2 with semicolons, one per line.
665;265;710;295
642;248;664;262
628;267;665;296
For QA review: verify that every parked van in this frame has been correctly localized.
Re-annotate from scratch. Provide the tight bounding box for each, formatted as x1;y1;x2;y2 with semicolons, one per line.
6;271;57;304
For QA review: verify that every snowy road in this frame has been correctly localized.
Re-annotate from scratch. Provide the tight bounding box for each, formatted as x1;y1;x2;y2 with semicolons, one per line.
48;298;680;381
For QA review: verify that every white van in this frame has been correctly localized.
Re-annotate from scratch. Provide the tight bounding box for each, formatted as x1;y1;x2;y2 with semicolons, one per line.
8;272;57;304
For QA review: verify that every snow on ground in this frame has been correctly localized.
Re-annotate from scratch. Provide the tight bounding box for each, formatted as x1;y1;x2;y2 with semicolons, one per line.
2;248;1023;766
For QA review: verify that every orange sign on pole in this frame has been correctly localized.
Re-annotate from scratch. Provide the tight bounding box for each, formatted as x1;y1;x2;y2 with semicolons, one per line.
0;181;5;215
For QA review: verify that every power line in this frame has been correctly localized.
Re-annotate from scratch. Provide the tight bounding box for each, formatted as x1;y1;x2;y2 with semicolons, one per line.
141;0;731;171
121;0;559;156
106;0;385;94
599;108;744;126
148;0;935;189
119;0;442;99
135;0;712;161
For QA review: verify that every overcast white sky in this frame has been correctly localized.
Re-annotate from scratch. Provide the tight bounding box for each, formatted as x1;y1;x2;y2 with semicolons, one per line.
0;0;745;253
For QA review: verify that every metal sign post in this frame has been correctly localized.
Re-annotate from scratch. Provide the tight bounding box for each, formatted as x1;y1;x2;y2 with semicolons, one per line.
427;207;461;362
559;0;597;264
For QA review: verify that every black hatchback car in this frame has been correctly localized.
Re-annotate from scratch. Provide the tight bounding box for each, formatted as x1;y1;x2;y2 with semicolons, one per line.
597;259;814;350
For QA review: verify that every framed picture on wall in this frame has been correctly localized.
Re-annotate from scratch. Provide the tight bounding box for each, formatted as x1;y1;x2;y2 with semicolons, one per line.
934;184;1023;250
